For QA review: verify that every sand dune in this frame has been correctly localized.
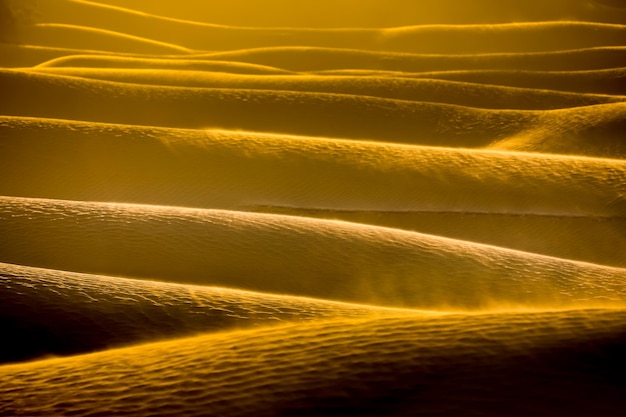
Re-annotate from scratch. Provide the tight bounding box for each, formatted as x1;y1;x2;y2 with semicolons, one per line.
5;69;626;148
31;57;626;96
95;0;626;26
2;116;624;215
2;309;626;416
356;67;626;95
29;1;626;53
1;262;418;364
195;46;626;72
33;54;293;73
0;44;140;67
2;116;624;266
0;68;538;142
257;208;626;268
16;23;193;55
2;196;625;310
36;45;626;72
2;0;625;415
25;68;626;110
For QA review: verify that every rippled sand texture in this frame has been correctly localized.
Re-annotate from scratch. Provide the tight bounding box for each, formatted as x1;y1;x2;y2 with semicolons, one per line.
1;1;626;416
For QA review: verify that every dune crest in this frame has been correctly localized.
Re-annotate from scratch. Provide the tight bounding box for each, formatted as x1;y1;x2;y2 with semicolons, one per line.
2;0;625;415
2;309;626;416
0;262;419;364
1;196;625;310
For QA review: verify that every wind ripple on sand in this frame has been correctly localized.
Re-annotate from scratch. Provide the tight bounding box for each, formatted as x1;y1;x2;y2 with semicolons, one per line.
1;196;625;310
2;1;626;415
1;309;625;416
0;262;417;364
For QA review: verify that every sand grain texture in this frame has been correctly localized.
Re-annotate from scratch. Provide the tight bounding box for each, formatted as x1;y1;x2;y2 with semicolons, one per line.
1;310;626;416
1;0;625;415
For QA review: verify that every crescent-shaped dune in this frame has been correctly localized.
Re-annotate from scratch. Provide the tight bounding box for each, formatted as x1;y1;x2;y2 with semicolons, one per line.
2;0;626;415
1;309;625;416
0;262;418;364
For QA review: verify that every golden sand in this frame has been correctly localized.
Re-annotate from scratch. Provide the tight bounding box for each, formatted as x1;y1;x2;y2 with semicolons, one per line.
1;0;625;415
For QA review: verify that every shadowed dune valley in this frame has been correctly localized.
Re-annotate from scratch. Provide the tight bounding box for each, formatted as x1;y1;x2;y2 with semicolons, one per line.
1;1;626;416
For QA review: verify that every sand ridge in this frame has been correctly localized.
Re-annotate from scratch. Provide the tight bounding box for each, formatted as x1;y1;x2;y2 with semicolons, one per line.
0;262;421;364
24;68;626;110
91;0;626;26
1;115;624;267
2;0;625;415
2;196;625;310
2;116;625;214
25;1;626;53
4;69;625;149
1;308;626;416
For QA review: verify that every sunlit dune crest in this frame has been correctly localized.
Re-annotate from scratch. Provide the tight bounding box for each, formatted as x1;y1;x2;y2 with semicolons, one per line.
2;196;625;310
2;309;626;416
1;0;625;415
19;0;626;53
40;0;626;26
3;69;626;150
159;45;626;72
32;54;293;73
23;68;626;110
0;262;422;364
312;67;626;95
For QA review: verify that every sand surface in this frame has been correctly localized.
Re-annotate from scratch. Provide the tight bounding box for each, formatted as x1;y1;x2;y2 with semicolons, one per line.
1;1;625;416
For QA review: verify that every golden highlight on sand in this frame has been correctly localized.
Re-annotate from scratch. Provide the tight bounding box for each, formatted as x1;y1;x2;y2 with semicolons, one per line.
2;0;625;415
2;196;625;310
2;309;626;416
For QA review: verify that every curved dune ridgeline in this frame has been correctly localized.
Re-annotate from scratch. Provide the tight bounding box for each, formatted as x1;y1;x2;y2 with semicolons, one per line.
2;196;626;310
0;262;418;364
2;310;626;417
23;68;626;110
26;1;626;53
3;69;626;147
2;0;626;416
61;0;626;26
36;45;626;73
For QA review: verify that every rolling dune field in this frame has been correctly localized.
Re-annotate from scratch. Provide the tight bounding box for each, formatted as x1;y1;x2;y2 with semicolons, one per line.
1;1;625;416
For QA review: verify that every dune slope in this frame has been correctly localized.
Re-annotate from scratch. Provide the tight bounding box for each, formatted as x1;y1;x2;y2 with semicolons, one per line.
2;0;626;415
0;262;416;364
2;196;625;309
25;68;626;110
1;309;626;416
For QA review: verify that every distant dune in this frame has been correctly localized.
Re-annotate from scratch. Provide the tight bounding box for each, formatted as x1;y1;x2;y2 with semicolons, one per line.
25;68;626;109
94;0;626;26
1;0;625;416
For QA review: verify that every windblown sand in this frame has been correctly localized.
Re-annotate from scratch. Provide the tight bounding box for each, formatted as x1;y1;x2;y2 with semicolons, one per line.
1;1;625;416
